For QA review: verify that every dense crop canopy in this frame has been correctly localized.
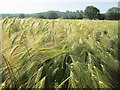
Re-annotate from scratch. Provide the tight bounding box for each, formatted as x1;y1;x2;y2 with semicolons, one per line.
0;18;119;89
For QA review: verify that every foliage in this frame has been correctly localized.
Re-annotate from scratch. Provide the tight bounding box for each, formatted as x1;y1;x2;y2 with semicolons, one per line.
84;6;100;19
62;14;83;19
106;7;120;20
47;11;59;19
37;15;46;19
19;14;25;18
97;14;106;20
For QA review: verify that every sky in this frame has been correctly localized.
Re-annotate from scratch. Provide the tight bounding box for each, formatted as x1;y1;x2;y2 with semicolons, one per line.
0;0;119;14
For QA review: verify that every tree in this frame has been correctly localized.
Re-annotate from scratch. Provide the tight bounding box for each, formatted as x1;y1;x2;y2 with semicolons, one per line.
98;14;106;20
76;14;83;19
37;14;46;19
84;6;100;19
76;10;80;13
61;14;69;19
106;7;120;20
68;14;77;19
66;10;70;13
47;11;59;19
80;10;84;14
19;14;25;18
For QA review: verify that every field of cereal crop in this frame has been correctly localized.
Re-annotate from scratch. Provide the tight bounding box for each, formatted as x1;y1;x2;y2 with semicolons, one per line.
0;18;119;89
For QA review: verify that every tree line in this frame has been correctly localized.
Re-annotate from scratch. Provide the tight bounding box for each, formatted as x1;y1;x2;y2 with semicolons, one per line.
1;6;120;20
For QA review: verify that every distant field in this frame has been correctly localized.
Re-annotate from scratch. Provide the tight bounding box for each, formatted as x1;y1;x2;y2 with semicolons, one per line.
0;18;119;88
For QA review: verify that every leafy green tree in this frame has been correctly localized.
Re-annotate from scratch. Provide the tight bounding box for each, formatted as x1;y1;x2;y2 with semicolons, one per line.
19;14;25;18
84;6;100;19
37;14;46;19
106;7;120;20
47;11;59;19
66;10;70;13
76;14;83;19
76;10;80;13
80;10;84;14
68;14;77;19
61;14;69;19
98;14;106;20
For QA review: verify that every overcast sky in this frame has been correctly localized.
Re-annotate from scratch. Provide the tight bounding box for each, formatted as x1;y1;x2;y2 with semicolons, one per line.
0;0;119;14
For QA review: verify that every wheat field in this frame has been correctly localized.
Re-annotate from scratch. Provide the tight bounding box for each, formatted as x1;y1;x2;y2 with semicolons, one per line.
0;17;119;89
